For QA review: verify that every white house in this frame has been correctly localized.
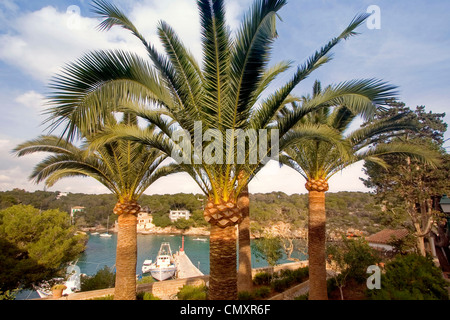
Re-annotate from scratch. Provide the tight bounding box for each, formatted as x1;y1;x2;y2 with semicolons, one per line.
137;210;154;231
70;206;85;224
169;210;191;222
56;192;68;199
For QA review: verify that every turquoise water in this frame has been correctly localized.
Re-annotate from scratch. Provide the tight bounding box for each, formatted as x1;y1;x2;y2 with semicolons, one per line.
17;233;306;299
77;234;211;276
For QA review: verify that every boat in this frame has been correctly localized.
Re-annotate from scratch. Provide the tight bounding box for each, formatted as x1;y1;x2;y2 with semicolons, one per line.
100;233;112;238
34;263;81;298
100;216;113;238
91;232;99;235
142;243;177;281
193;238;208;242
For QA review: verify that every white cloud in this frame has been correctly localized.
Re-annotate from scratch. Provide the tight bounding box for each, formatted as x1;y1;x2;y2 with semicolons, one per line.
0;5;145;83
0;0;265;84
15;90;45;111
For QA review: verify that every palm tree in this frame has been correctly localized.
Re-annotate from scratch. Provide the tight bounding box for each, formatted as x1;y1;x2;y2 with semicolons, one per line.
279;81;441;300
40;0;398;299
237;178;252;292
13;115;180;300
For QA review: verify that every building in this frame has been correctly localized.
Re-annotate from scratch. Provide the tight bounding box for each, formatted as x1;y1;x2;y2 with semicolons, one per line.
169;210;191;222
56;192;68;199
137;209;154;231
70;206;85;224
366;229;409;252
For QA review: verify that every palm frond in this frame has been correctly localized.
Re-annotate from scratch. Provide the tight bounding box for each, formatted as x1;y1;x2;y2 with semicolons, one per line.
44;50;170;141
12;136;80;157
198;0;231;130
227;0;287;129
355;142;442;169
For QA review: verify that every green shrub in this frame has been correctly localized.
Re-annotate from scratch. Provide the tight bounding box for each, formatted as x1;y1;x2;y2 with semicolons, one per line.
177;285;207;300
137;292;161;300
253;272;272;286
137;276;155;285
293;267;309;283
327;237;379;284
253;286;271;299
238;286;272;300
368;254;449;300
238;291;255;300
253;267;309;294
91;294;114;300
80;266;115;292
272;278;291;293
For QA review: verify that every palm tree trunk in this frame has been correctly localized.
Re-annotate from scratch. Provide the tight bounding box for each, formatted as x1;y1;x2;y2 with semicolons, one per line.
308;189;328;300
237;185;253;292
113;201;140;300
204;200;242;300
209;224;238;300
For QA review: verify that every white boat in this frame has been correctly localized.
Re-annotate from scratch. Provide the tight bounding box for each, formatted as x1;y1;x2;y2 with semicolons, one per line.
142;243;177;281
34;264;81;298
193;238;208;242
91;232;99;235
100;233;112;238
100;216;113;238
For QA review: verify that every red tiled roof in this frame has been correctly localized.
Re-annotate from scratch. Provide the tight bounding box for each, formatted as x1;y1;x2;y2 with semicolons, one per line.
366;229;409;245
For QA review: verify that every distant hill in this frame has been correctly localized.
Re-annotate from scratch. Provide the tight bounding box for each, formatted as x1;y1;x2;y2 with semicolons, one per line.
0;189;386;235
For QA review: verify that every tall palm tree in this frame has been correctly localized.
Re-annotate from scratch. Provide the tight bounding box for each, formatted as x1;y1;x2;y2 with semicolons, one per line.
237;177;252;292
41;0;398;299
13;115;180;300
279;81;441;300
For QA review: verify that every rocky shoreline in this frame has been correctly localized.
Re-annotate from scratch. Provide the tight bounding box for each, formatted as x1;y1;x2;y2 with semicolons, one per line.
81;221;309;239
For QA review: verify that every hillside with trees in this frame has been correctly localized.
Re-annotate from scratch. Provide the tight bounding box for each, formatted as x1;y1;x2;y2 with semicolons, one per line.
0;189;385;236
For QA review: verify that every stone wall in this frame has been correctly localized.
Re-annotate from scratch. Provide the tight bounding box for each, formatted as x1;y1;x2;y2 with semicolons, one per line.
43;262;308;300
45;276;210;300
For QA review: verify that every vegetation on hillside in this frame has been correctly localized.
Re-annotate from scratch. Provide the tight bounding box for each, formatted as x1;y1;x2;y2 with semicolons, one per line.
0;204;86;294
0;189;385;234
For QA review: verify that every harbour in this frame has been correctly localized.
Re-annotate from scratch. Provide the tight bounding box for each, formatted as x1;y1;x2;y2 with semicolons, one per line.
16;233;306;300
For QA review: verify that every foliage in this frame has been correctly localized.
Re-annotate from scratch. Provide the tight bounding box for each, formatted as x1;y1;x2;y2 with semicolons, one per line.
272;267;309;293
387;234;417;256
80;266;115;292
0;205;86;292
327;237;379;300
0;290;17;300
252;237;283;268
253;272;272;286
176;284;208;300
173;218;195;230
137;292;161;300
362;102;450;254
0;189;387;233
43;0;391;211
327;237;379;283
137;276;155;285
252;267;309;294
91;294;114;300
368;254;449;300
238;286;271;300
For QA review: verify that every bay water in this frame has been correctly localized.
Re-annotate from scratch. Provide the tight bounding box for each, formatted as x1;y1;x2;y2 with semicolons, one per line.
17;233;306;299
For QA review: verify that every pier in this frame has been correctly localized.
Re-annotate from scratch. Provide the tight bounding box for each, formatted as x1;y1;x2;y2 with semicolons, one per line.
174;236;204;279
175;251;204;279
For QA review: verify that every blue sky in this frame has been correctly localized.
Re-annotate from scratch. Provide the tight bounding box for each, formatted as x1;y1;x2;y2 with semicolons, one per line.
0;0;449;195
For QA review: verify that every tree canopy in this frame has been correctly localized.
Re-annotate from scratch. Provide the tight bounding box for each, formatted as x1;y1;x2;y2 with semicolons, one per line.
0;204;86;292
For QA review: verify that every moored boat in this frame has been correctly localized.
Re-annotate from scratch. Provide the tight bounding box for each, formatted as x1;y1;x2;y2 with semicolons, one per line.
142;243;177;281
